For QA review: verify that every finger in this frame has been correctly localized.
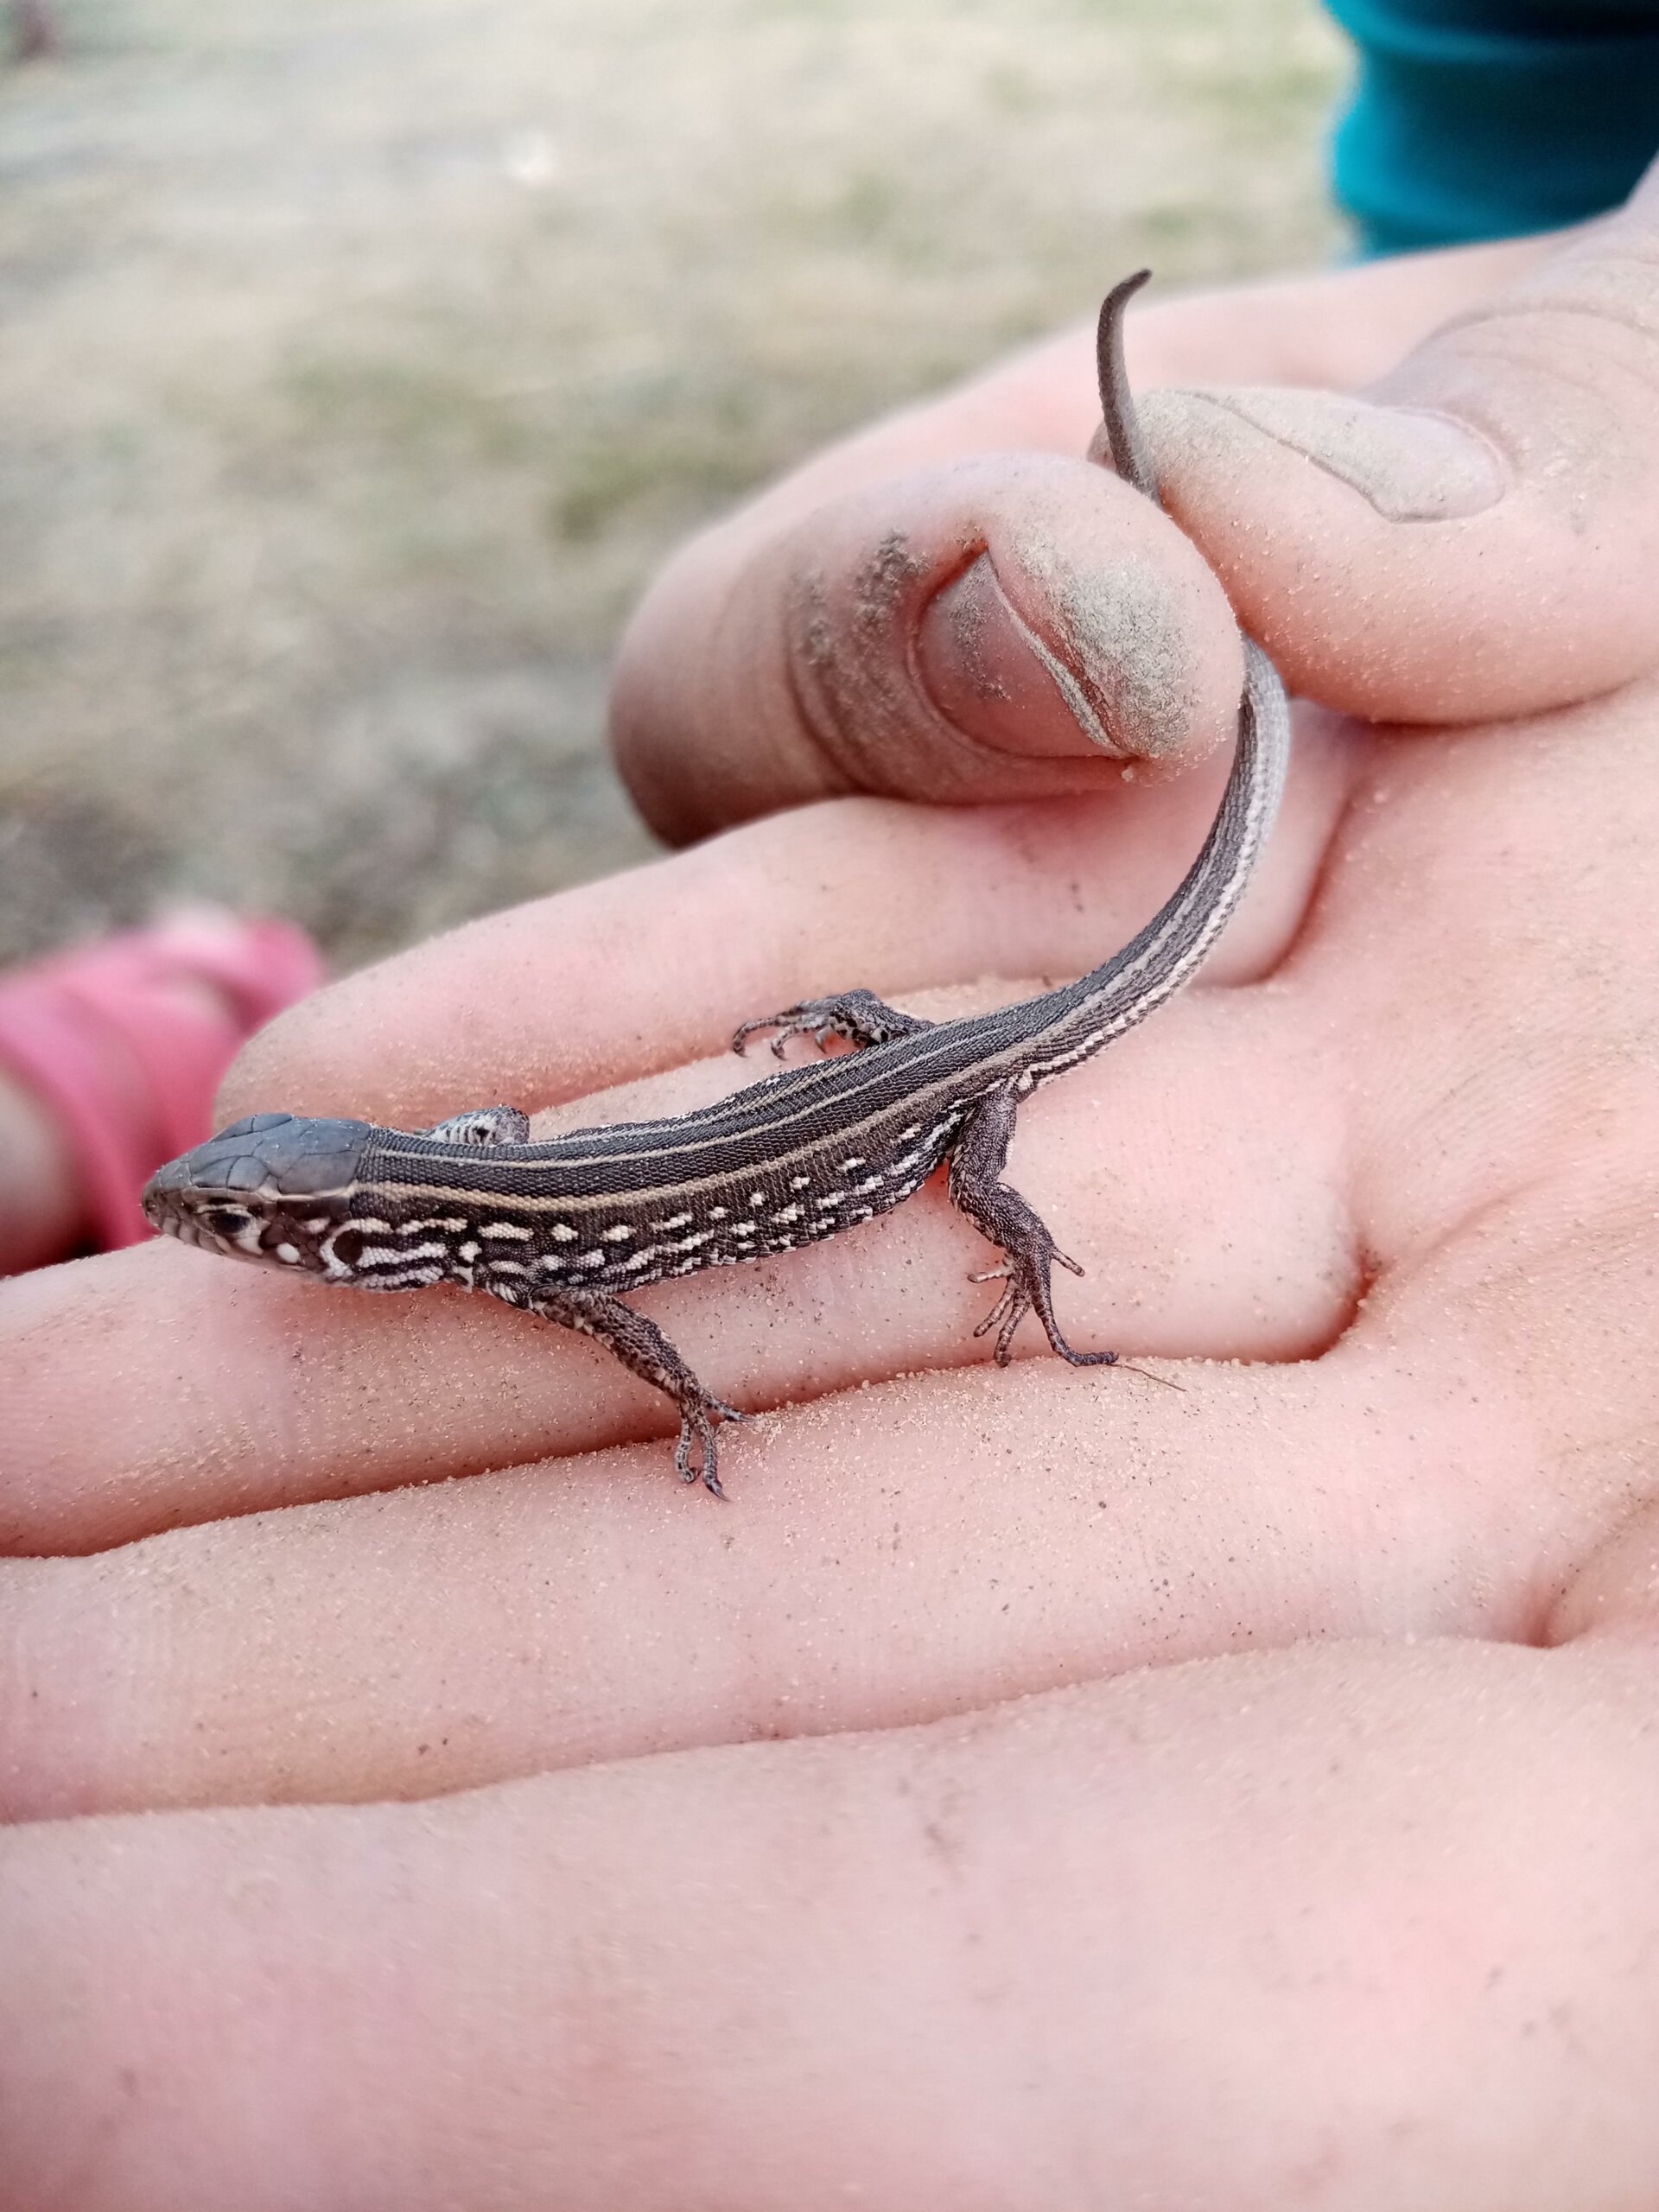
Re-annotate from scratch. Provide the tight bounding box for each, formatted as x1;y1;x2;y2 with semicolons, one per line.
612;450;1248;841
610;238;1558;840
1;968;1354;1556
1137;171;1659;721
5;1637;1658;2209
13;1141;1658;1819
219;709;1351;1131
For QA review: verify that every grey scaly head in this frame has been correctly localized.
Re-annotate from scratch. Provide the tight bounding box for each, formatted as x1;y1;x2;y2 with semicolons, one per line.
143;273;1291;1497
143;1113;375;1276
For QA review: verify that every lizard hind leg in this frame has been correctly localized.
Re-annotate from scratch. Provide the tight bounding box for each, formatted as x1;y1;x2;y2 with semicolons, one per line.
526;1284;747;1496
948;1086;1118;1370
733;987;932;1060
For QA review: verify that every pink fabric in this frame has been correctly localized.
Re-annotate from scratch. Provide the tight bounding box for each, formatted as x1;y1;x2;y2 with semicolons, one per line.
0;913;324;1250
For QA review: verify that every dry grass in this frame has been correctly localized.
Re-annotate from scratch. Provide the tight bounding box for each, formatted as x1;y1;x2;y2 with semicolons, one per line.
0;0;1345;971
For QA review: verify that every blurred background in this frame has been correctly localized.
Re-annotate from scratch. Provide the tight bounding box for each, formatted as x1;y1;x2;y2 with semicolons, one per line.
1;0;1344;974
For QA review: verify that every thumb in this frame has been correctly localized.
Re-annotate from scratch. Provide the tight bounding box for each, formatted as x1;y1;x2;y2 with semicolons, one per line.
610;449;1245;842
1133;169;1659;723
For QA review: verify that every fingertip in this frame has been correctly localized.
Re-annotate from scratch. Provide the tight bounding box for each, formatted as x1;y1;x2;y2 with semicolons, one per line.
1162;386;1510;524
1141;216;1659;723
916;549;1118;760
885;455;1245;779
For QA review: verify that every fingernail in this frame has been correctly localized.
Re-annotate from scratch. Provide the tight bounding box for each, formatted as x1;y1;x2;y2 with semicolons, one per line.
1148;387;1509;522
917;550;1118;758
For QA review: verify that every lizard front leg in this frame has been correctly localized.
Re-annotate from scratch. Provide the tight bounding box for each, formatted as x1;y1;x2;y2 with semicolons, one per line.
734;987;932;1059
524;1285;747;1496
420;1106;531;1146
947;1086;1118;1370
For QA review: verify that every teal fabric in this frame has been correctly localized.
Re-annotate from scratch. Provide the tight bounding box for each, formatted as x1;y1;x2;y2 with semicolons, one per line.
1326;0;1659;253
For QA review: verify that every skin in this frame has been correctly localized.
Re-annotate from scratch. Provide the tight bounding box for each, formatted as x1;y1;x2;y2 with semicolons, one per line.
4;181;1659;2209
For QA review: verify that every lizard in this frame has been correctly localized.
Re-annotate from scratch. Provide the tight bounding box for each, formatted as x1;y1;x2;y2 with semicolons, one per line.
143;271;1292;1496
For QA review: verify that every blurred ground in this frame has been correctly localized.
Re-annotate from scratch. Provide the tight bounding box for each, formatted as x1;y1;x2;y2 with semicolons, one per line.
0;0;1344;973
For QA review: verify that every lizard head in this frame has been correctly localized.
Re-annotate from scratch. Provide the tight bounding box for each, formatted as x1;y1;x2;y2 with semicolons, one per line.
142;1111;372;1277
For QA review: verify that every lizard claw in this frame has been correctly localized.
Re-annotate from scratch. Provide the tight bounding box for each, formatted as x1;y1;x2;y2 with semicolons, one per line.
673;1396;749;1497
733;989;932;1060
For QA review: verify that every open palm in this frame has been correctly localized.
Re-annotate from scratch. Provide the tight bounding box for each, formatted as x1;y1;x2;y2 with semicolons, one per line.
5;203;1659;2209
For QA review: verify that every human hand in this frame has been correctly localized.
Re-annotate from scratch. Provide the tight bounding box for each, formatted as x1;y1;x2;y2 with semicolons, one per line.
7;198;1659;2207
608;202;1652;840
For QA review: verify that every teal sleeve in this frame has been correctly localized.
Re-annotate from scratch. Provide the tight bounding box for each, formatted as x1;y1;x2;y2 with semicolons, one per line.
1326;0;1659;253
